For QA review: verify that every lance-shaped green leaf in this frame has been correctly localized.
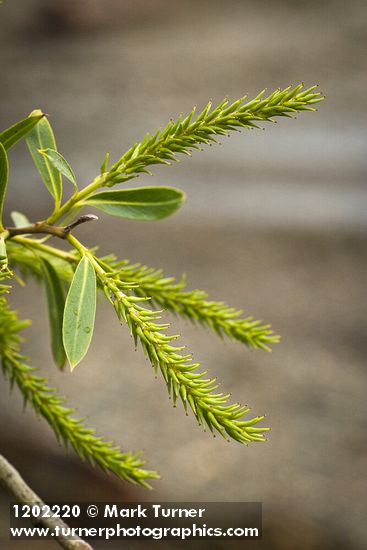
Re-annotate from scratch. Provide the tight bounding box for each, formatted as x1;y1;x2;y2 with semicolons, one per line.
0;111;44;151
0;142;9;231
10;211;31;228
100;152;110;174
0;236;8;271
39;148;78;190
83;186;185;221
41;258;67;370
63;256;96;370
26;111;62;207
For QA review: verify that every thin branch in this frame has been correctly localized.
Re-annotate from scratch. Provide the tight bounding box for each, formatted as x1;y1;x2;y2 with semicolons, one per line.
63;214;98;233
5;222;67;239
10;236;76;262
5;215;98;240
0;453;93;550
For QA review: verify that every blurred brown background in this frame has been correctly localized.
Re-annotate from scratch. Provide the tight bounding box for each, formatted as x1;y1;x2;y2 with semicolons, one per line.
1;1;366;549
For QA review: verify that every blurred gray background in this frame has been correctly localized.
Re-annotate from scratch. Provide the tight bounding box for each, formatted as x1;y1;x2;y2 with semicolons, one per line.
1;1;366;548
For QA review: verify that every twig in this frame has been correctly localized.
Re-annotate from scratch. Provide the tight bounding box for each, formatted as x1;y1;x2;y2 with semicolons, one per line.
0;453;93;550
5;215;98;240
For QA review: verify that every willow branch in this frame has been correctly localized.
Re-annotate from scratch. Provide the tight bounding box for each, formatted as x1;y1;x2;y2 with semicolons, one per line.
0;454;93;550
5;215;98;240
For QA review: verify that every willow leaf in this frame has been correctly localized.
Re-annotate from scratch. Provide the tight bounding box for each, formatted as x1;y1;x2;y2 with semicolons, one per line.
0;236;7;270
0;142;8;231
83;186;185;221
63;256;96;370
10;211;31;228
0;111;44;151
41;258;67;370
40;148;78;190
26;110;62;207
